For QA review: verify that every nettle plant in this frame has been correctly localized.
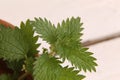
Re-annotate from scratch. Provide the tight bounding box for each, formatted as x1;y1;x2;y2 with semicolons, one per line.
0;17;97;80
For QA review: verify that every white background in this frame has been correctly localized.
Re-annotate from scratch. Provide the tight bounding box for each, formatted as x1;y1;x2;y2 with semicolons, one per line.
0;0;120;80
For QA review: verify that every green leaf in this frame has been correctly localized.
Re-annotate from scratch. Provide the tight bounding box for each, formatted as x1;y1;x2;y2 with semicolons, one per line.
55;17;83;58
0;74;12;80
20;20;40;57
68;48;98;72
33;52;85;80
54;17;97;72
58;66;85;80
0;25;28;61
33;53;61;80
31;17;57;44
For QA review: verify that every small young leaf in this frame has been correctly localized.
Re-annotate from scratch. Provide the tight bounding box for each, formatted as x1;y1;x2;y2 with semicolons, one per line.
31;18;57;44
20;20;40;57
54;17;97;72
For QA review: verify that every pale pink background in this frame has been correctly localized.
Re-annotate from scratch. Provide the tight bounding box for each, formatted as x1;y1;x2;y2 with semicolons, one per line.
0;0;120;80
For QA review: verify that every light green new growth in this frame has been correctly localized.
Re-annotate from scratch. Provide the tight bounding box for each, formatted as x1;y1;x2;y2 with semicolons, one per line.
32;17;97;80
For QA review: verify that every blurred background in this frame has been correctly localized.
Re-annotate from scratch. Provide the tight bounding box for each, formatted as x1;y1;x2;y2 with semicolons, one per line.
0;0;120;80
